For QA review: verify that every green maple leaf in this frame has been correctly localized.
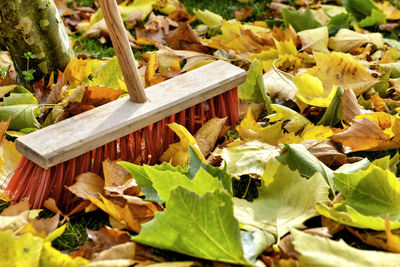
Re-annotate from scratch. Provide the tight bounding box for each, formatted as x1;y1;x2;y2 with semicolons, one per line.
133;187;250;265
282;8;322;32
318;163;400;230
233;159;330;238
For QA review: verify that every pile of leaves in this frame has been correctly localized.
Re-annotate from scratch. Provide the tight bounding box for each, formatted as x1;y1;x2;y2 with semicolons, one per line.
4;0;400;266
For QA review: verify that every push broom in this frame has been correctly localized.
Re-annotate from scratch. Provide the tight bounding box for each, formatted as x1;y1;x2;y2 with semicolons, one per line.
2;0;246;211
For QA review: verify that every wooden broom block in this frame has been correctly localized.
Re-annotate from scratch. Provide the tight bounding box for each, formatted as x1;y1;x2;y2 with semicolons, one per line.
16;60;246;169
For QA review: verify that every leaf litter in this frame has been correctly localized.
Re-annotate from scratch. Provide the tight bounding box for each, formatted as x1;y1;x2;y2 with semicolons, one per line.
4;0;400;266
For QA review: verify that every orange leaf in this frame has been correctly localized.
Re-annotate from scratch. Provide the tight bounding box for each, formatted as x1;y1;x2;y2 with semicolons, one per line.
88;194;161;233
329;118;399;152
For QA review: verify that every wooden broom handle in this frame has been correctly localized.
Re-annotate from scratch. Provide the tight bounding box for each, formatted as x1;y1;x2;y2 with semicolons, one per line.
98;0;147;103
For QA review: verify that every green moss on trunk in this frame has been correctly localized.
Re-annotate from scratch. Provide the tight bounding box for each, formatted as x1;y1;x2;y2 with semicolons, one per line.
0;0;74;81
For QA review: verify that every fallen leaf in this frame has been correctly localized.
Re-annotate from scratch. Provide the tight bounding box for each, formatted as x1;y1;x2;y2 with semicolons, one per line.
133;188;250;265
313;51;379;96
72;227;130;259
217;140;280;177
103;158;133;188
301;140;351;167
291;228;400;266
67;172;105;200
330;117;400;152
160;123;206;167
341;88;361;123
317;163;400;230
63;58;101;88
234;6;253;21
376;1;400;20
328;28;383;52
233;158;329;238
194;117;227;156
88;194;161;233
294;73;338;107
95;242;135;261
298;26;329;53
263;68;297;101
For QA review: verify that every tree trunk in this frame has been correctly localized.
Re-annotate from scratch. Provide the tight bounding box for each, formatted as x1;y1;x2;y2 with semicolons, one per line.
0;0;74;81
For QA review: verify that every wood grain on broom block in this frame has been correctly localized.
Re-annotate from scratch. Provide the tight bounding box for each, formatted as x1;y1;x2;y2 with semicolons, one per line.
16;60;246;169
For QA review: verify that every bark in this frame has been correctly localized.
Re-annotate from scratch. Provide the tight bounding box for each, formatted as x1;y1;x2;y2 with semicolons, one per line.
0;0;74;81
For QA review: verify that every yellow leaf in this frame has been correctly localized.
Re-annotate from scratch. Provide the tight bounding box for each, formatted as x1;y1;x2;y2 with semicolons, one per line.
40;241;90;266
145;51;158;86
63;58;101;88
294;73;338;107
298;26;329;53
267;104;311;133
236;108;283;145
273;38;297;56
313;51;378;96
0;231;43;266
247;49;279;72
88;194;160;233
193;9;224;28
160;123;206;167
278;124;335;144
376;1;400;20
0;139;21;190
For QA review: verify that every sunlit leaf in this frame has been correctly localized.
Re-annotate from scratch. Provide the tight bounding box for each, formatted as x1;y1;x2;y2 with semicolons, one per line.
313;51;378;96
134;187;249;265
234;159;329;238
298;26;329;53
217;140;280;177
292;228;400;266
160;123;206;167
318;164;400;230
294;73;338;107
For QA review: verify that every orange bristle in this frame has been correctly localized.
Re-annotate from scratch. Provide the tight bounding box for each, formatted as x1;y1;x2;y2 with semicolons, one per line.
2;87;239;212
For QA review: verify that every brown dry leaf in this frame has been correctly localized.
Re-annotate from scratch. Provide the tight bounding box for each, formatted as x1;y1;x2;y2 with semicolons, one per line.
95;242;136;261
329;117;400;152
341;89;361;123
67;172;105;200
1;201;29;216
46;71;67;104
102;159;140;197
23;213;60;237
72;227;131;259
194;117;227;156
88;194;161;233
234;6;253;21
301;140;351;167
164;22;211;53
313;51;378;96
135;13;178;44
103;159;133;188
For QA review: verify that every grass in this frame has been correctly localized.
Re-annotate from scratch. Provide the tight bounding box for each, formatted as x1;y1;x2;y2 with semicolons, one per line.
52;210;110;252
180;0;271;20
